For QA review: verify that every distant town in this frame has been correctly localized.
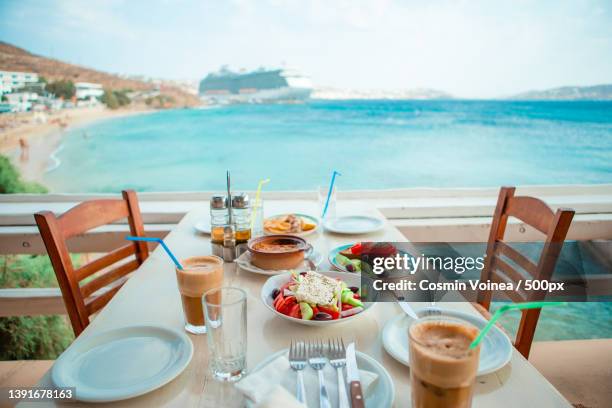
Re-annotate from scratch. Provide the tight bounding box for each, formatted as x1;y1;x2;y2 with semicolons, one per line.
0;70;158;113
1;39;612;116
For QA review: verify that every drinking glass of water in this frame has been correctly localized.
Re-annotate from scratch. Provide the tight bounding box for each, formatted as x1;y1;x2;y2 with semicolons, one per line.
318;185;337;221
203;286;247;382
251;199;265;238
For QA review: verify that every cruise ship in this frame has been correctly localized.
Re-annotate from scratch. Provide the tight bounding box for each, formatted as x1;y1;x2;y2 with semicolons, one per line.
199;67;312;104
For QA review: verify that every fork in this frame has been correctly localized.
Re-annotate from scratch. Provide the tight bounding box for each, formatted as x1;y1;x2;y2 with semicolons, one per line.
289;340;307;403
328;338;350;408
308;339;332;408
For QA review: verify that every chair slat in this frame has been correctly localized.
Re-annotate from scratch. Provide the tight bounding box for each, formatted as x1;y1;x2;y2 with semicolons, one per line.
494;241;537;276
58;200;129;238
80;259;140;298
85;282;125;315
477;187;574;358
491;256;532;292
505;196;554;235
75;244;136;281
35;190;148;337
490;262;528;303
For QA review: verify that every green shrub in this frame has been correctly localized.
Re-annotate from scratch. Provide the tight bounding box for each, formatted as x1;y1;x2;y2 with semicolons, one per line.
0;156;72;360
0;316;74;360
0;255;78;360
0;155;48;194
101;89;119;109
101;89;131;109
45;80;75;100
145;94;175;108
114;90;131;106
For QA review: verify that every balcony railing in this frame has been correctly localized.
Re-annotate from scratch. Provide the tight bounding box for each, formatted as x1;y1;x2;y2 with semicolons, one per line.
1;185;611;317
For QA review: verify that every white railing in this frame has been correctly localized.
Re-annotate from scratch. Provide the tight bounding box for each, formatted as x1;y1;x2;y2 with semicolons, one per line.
1;185;611;317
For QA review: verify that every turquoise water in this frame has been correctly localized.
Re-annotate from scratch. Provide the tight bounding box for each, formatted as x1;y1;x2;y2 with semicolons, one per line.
495;302;612;342
43;100;612;340
45;100;612;192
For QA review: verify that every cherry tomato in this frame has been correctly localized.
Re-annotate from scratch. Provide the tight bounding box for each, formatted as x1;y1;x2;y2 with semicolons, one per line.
277;296;296;315
318;306;340;320
289;303;301;319
272;291;284;309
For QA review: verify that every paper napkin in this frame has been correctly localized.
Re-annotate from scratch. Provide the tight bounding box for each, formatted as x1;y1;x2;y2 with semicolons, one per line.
235;354;379;407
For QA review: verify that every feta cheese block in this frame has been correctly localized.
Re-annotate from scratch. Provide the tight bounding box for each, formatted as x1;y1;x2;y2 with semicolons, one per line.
294;271;341;306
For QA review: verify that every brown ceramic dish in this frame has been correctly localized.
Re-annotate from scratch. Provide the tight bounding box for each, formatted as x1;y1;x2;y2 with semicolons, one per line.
247;235;312;270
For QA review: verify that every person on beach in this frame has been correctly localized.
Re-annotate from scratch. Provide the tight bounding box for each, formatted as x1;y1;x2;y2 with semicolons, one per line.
19;137;29;162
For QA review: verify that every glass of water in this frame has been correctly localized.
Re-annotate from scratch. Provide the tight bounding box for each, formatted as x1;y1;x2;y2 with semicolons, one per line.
251;199;265;238
203;286;247;382
318;185;337;221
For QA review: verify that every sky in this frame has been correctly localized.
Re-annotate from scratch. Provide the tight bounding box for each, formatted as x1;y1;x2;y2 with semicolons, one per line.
1;0;611;98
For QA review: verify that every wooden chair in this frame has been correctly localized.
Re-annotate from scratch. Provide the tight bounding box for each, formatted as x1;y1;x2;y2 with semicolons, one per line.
35;190;149;337
476;186;574;358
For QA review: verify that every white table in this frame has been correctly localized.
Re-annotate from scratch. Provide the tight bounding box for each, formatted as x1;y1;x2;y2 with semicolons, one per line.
25;200;571;407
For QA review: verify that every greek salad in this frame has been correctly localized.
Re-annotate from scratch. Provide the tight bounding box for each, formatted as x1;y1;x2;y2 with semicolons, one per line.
270;271;364;321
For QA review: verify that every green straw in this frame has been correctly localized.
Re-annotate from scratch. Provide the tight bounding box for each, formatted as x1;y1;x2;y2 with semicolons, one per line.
469;301;567;349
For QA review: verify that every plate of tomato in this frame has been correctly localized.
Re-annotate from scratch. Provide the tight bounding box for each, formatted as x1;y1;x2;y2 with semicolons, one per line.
260;270;374;326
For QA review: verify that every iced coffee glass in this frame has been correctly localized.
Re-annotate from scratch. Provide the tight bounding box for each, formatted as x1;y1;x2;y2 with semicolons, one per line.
175;256;224;334
409;315;481;408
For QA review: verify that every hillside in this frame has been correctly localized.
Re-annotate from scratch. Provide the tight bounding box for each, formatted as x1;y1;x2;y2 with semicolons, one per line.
510;84;612;100
0;42;200;107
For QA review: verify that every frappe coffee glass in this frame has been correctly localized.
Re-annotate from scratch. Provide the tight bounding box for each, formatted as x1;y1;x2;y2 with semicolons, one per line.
409;315;481;408
175;256;224;334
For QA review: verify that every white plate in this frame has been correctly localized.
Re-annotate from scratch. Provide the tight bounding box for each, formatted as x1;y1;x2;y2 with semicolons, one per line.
194;219;211;235
382;308;512;376
260;271;372;326
264;213;319;237
52;326;193;402
236;250;323;276
328;244;355;272
323;216;384;235
250;348;395;408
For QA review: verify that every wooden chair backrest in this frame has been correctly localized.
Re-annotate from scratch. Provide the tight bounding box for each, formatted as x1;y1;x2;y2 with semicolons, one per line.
478;186;574;358
34;190;149;336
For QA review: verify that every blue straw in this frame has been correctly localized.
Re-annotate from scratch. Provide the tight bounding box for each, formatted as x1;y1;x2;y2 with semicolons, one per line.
322;170;341;218
126;236;183;270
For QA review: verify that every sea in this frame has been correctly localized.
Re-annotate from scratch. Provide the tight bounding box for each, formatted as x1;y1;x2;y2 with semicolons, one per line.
44;99;612;341
44;100;612;192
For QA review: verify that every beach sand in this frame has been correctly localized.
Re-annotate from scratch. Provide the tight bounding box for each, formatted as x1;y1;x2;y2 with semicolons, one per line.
0;106;151;184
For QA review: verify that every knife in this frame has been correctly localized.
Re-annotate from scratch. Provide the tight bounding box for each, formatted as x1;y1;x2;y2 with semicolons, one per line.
346;342;365;408
398;301;419;320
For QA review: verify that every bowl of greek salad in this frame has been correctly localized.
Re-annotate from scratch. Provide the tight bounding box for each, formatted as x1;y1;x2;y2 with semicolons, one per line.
260;270;373;326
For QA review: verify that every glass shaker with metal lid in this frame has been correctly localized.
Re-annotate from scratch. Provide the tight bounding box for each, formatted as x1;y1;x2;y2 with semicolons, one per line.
231;193;251;255
210;195;228;257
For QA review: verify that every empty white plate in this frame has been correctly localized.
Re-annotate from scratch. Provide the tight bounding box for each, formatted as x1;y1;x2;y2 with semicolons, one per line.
194;219;211;235
52;326;193;402
382;308;512;376
323;215;384;235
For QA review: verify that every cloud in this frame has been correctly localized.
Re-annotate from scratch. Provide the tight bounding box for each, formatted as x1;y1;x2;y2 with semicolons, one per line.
55;0;140;40
2;0;611;96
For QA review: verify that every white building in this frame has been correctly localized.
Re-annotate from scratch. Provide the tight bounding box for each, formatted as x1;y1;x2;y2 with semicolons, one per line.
0;71;39;95
75;82;104;100
4;92;39;112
